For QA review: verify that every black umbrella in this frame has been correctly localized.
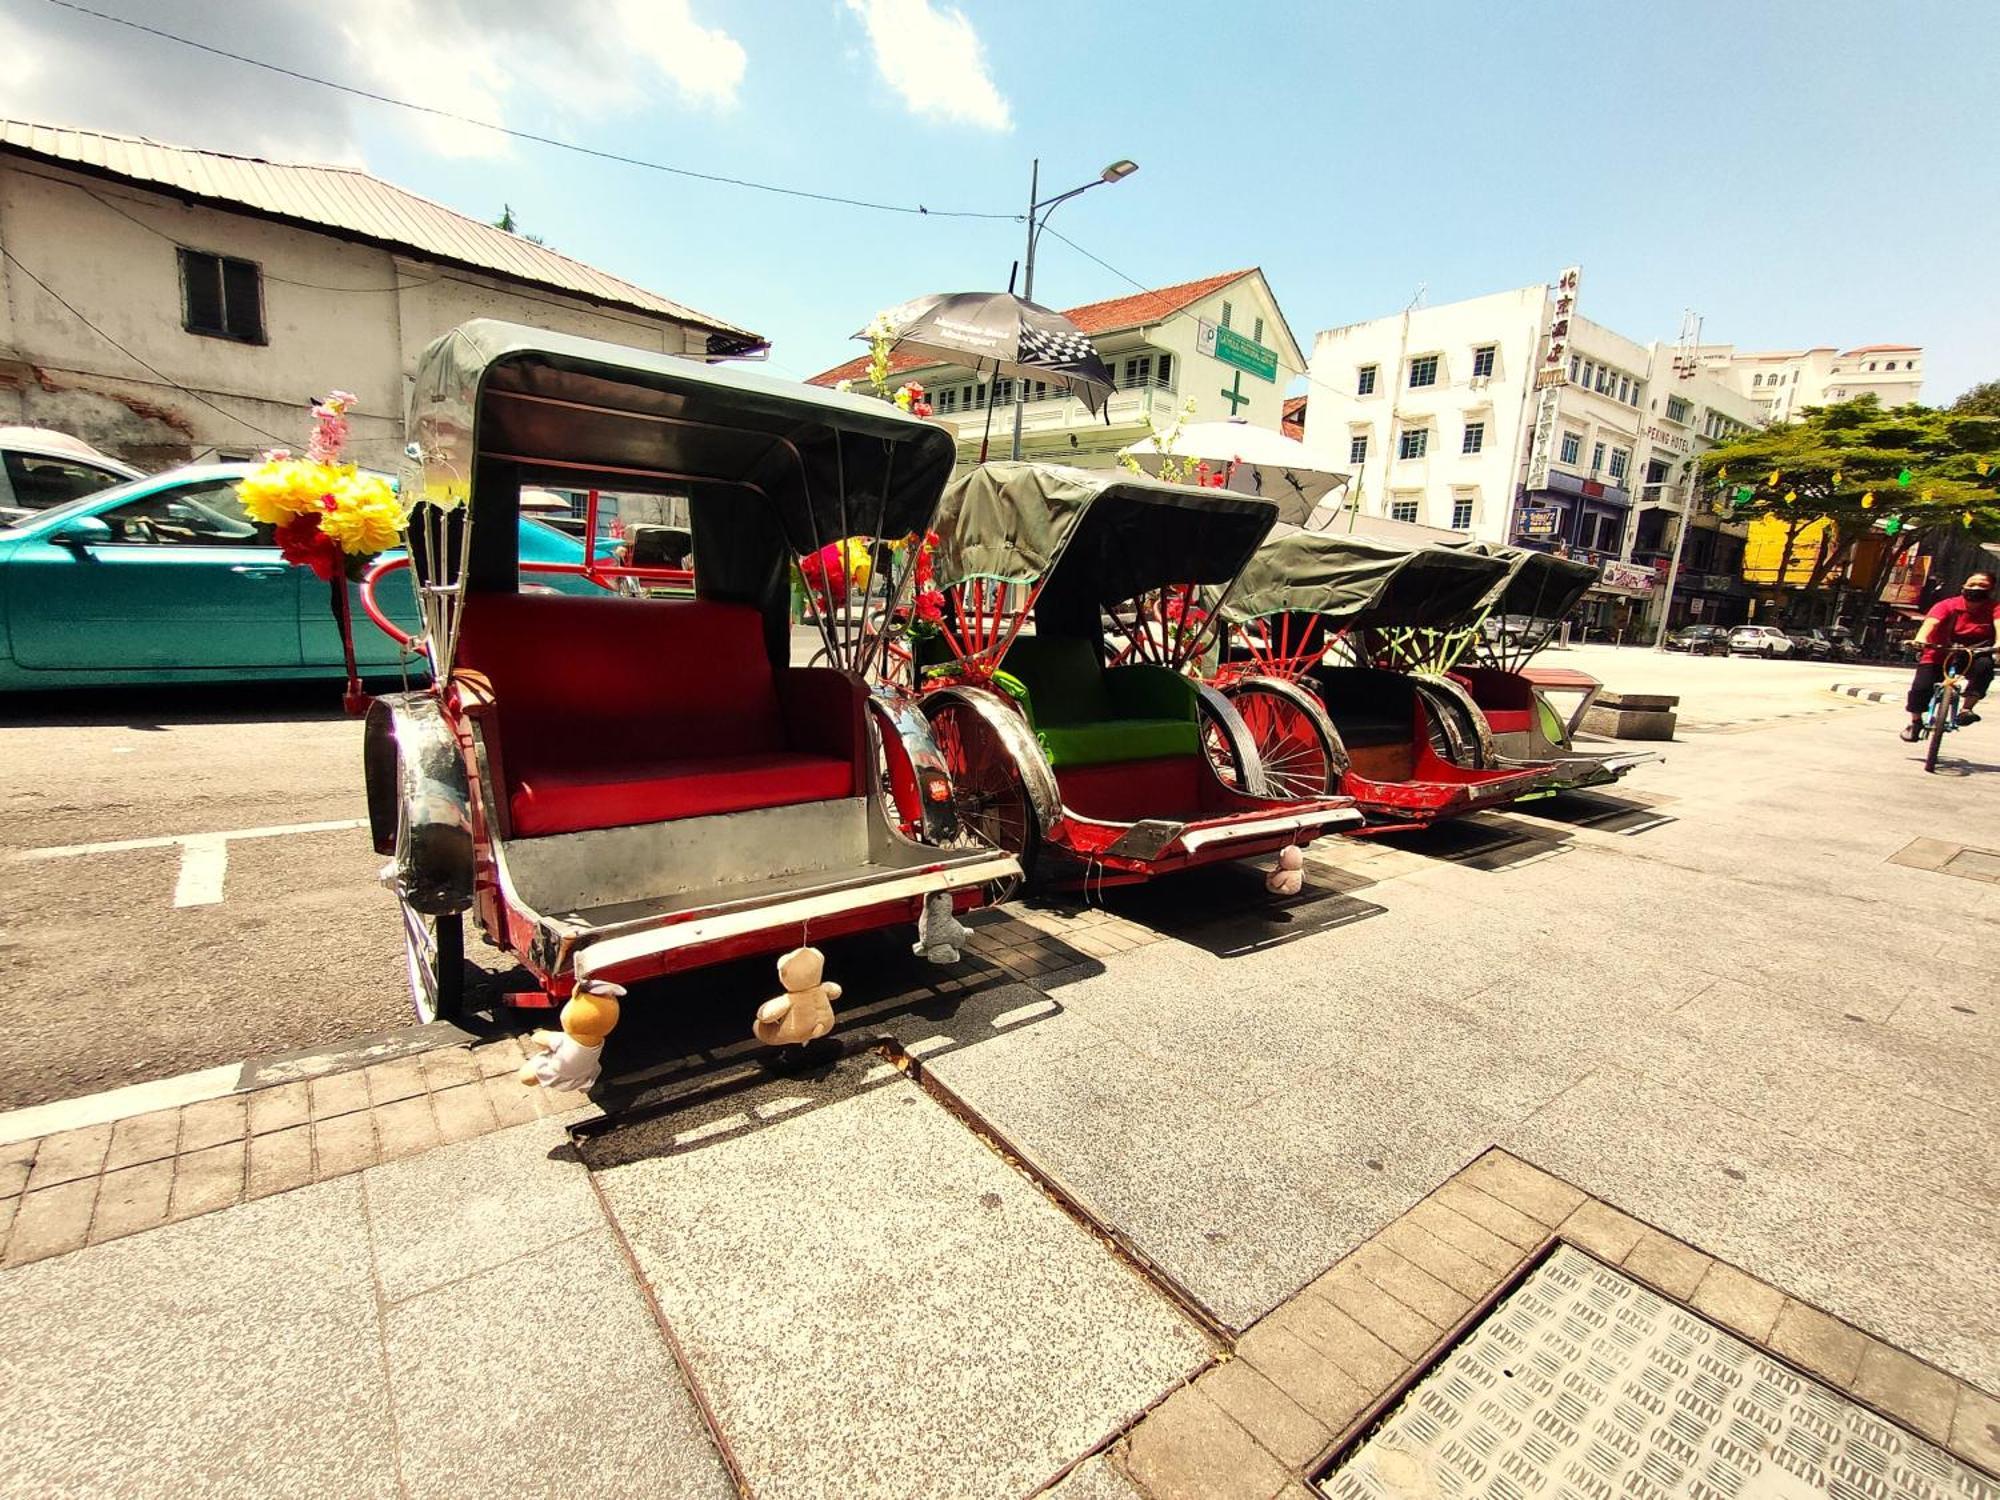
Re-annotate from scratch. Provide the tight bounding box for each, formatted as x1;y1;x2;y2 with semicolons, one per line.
860;291;1116;460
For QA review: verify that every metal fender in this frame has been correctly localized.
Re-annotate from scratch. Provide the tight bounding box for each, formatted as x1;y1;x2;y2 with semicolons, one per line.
1411;672;1497;769
867;686;962;844
921;683;1063;840
1191;681;1268;795
1224;673;1351;778
363;691;474;915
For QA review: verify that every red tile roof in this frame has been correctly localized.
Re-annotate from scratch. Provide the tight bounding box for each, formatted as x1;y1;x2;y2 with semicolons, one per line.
1281;394;1307;441
806;269;1257;386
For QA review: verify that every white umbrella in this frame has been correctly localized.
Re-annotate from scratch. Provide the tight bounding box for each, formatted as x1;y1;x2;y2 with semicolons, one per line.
1120;418;1347;526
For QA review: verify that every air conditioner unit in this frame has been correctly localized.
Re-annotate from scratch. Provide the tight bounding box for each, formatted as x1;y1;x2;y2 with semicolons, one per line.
1468;375;1491;389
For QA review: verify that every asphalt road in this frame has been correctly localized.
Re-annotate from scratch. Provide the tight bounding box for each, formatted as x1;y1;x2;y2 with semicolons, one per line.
0;648;1942;1114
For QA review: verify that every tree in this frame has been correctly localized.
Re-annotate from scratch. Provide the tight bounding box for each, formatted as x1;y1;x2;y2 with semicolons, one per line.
1695;396;2000;622
1951;380;2000;418
492;204;548;247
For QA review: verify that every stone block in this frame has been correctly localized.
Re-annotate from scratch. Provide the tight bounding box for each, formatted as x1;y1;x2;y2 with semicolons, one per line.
1454;1151;1587;1228
5;1178;97;1265
1197;1358;1332;1468
1375;1218;1504;1300
1406;1198;1521;1272
1689;1262;1785;1343
1950;1385;2000;1475
1623;1230;1712;1300
309;1069;371;1120
103;1109;182;1172
1430;1179;1547;1251
372;1095;441;1163
88;1160;173;1243
1850;1341;1957;1445
363;1055;429;1107
176;1094;247;1153
1347;1240;1471;1330
1275;1295;1407;1394
1766;1300;1865;1387
1558;1200;1647;1263
312;1110;379;1178
0;1139;35;1199
169;1140;245;1220
418;1046;482;1092
247;1125;315;1201
1594;691;1679;712
1231;1322;1371;1430
430;1082;497;1144
1124;1385;1291;1500
1581;704;1677;740
24;1124;110;1192
247;1081;311;1136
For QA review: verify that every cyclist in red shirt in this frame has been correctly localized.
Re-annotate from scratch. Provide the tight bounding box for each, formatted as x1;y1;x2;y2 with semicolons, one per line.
1901;571;1995;740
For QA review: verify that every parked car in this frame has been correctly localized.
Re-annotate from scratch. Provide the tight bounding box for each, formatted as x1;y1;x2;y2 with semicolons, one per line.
1728;625;1793;658
1665;624;1731;655
0;426;143;525
1784;628;1835;660
0;463;603;690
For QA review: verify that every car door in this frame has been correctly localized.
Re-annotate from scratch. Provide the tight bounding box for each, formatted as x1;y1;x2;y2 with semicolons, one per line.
5;478;302;671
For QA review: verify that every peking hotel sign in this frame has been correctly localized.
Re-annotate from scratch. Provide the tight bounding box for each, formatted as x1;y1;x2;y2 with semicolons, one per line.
1523;266;1581;494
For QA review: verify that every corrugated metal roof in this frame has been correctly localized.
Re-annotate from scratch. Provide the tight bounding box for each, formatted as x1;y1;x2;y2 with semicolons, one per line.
0;118;762;345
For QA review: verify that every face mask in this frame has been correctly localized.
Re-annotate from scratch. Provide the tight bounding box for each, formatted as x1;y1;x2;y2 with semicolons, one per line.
1966;588;1994;602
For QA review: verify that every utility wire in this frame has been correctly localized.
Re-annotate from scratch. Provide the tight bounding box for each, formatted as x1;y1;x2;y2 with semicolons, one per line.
38;0;1022;222
0;244;294;445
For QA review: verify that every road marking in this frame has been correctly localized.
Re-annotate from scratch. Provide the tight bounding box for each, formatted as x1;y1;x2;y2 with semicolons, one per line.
0;1063;242;1149
172;834;230;907
12;818;367;909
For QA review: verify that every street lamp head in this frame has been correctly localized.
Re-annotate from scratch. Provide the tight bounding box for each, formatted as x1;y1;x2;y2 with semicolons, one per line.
1100;159;1139;183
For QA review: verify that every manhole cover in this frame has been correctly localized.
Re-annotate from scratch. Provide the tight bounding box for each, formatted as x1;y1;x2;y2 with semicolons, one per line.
1943;848;2000;883
1321;1245;1997;1499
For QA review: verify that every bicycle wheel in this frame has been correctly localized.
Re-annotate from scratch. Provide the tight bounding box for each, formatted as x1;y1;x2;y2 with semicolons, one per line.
1212;683;1336;798
1924;684;1953;773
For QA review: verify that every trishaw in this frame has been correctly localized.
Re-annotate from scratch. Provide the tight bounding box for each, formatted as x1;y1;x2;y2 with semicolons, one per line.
1206;529;1563;830
910;463;1363;887
1440;544;1656;792
361;320;1018;1022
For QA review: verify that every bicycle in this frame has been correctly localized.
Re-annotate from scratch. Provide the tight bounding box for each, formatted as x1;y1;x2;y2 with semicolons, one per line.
1919;645;1994;773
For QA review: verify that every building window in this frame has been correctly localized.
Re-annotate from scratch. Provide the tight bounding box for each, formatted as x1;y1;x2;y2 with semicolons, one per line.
1409;354;1439;388
1398;427;1429;460
1154;353;1174;389
1349;434;1369;465
1472;345;1496;378
1753;373;1764;387
1357;365;1378;395
1390;499;1420;524
1665;395;1692;424
1569;354;1581;382
1123;355;1152;390
935;387;958;414
1221;301;1234;329
1595;366;1611;395
1618;376;1632;404
178;248;265;343
1559;432;1582;466
1462;421;1485;455
1608;448;1629;481
1591;441;1606;473
1645;457;1670;486
1450;497;1474;530
1252;316;1265;344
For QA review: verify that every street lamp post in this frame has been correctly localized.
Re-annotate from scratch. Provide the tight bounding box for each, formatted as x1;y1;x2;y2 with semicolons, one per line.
1010;156;1138;460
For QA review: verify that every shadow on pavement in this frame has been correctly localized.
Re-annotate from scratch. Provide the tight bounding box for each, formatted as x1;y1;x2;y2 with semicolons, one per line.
1515;790;1678;836
0;678;410;729
1386;813;1574;870
1060;859;1387;959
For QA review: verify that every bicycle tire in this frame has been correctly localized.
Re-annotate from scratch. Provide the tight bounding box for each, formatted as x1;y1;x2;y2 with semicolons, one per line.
1925;683;1953;773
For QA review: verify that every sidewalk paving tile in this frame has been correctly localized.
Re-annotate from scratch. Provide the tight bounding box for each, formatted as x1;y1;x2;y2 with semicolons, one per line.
247;1125;314;1201
372;1094;441;1163
364;1053;431;1107
1762;1299;1867;1388
593;1076;1210;1500
1342;1240;1471;1330
1233;1321;1372;1430
246;1080;311;1136
1044;1453;1148;1499
363;1116;601;1305
382;1230;732;1500
1125;1383;1291;1500
103;1108;182;1172
88;1159;173;1243
1952;1386;2000;1473
168;1139;245;1220
1623;1227;1713;1300
1554;1197;1647;1262
313;1109;379;1178
1310;1265;1445;1362
417;1046;482;1092
23;1122;110;1192
1851;1340;1959;1445
430;1081;497;1144
4;1177;97;1265
0;1177;396;1499
0;1138;35;1199
482;1072;542;1127
1453;1149;1587;1227
310;1068;371;1120
1689;1260;1786;1342
1196;1357;1333;1468
177;1093;247;1153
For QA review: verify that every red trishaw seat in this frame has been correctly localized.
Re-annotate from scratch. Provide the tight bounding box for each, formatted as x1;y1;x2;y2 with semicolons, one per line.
455;594;860;837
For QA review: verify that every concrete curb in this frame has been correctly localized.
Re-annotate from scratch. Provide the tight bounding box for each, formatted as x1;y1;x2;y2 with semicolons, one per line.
1831;683;1900;706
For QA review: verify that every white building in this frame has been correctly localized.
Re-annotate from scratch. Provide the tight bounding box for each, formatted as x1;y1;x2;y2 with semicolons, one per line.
808;269;1303;470
1697;343;1924;424
0;119;764;470
1303;278;1764;634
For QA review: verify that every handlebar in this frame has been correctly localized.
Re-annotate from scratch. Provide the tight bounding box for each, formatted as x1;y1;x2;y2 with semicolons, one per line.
357;555;700;655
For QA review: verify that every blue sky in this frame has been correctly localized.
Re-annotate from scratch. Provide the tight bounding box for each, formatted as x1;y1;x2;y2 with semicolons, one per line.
10;0;1997;399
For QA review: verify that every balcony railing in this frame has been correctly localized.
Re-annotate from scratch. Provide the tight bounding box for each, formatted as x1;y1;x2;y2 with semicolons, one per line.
935;384;1181;439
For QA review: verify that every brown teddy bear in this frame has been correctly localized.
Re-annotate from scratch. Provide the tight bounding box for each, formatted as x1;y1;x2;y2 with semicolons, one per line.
519;979;623;1091
753;947;841;1046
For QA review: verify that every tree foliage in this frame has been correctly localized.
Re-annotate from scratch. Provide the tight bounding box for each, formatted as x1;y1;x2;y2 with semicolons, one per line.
1695;397;2000;601
1950;380;2000;418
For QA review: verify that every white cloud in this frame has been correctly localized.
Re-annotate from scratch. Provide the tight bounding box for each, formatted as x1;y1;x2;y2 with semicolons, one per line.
842;0;1012;132
0;0;748;165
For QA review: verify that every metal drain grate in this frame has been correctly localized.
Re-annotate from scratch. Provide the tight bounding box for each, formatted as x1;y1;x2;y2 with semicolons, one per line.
1321;1245;1998;1499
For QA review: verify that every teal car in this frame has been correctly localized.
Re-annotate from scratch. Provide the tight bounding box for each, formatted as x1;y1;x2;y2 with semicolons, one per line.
0;462;603;690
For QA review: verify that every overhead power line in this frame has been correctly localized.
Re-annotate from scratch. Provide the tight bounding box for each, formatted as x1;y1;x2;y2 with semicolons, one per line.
37;0;1021;222
0;244;294;445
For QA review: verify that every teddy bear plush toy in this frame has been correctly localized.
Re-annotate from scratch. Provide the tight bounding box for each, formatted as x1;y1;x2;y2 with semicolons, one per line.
1265;844;1305;897
753;946;841;1046
519;979;624;1091
912;889;970;964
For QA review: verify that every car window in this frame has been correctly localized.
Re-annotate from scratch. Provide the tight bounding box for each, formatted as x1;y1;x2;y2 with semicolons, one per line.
99;481;272;548
3;451;128;511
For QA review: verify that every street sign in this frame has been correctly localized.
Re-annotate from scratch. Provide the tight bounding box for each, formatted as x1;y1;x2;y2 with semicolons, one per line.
1213;325;1278;383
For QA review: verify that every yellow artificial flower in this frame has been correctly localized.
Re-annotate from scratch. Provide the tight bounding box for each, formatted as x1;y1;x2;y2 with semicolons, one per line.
1861;492;1874;508
237;458;347;525
319;472;406;555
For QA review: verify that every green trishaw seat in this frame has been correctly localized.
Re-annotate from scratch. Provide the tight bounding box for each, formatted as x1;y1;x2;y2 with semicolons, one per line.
1003;635;1201;769
1037;718;1199;768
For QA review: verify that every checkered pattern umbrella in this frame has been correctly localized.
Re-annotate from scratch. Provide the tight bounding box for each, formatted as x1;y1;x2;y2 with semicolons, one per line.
858;292;1115;415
